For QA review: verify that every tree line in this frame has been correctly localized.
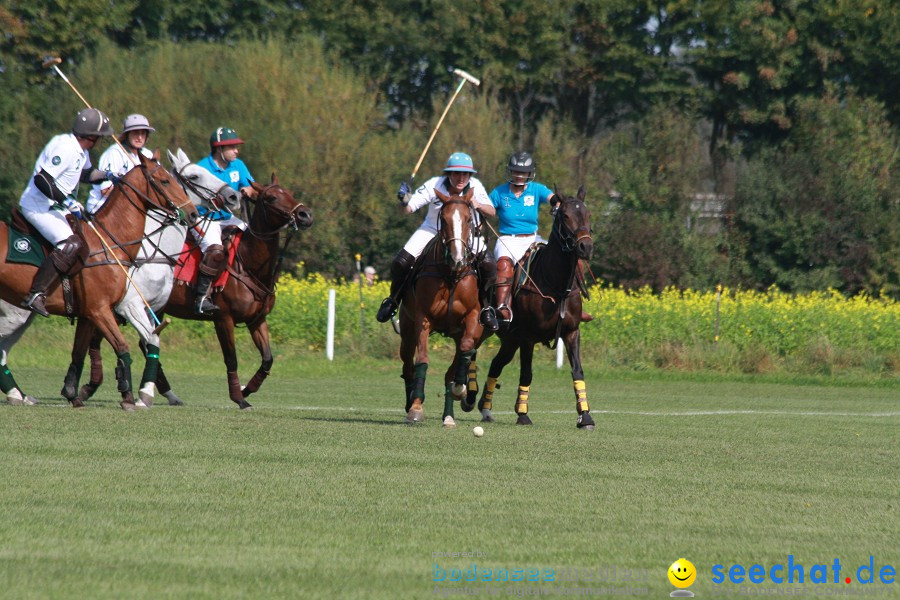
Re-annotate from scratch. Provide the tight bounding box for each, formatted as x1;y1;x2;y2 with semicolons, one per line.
1;1;897;297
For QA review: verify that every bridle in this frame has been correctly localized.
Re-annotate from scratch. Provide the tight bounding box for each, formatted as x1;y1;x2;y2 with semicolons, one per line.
172;163;232;215
114;161;196;226
437;198;477;271
242;184;309;239
552;200;592;253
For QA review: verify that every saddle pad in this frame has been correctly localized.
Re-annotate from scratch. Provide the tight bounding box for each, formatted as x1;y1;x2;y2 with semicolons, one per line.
6;227;46;267
174;232;242;289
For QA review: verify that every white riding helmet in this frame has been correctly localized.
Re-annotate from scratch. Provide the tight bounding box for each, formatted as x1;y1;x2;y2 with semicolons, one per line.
121;114;156;135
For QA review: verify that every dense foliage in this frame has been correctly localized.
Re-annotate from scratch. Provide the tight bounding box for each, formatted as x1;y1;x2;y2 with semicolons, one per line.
1;1;897;296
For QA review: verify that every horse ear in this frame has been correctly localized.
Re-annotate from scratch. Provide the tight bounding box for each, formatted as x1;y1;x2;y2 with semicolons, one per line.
577;185;586;202
434;189;449;203
251;181;265;193
177;147;190;164
166;149;177;167
152;148;161;162
270;173;279;186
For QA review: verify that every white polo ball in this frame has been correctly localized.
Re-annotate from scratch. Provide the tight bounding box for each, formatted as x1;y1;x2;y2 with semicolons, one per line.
473;426;484;438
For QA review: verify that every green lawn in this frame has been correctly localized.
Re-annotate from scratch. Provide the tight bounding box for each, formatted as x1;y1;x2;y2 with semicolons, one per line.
0;343;897;599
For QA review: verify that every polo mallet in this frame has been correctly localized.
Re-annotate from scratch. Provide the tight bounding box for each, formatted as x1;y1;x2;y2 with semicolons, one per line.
401;68;481;205
42;56;169;334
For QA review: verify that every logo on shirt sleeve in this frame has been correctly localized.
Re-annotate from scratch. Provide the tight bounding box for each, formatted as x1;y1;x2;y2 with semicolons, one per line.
52;156;61;166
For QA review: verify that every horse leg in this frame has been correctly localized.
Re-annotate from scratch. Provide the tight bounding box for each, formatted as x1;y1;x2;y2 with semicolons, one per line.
460;350;479;413
87;311;137;411
61;318;96;408
398;313;416;412
214;315;251;409
78;330;104;404
116;301;160;408
0;304;38;405
406;321;430;424
479;336;519;422
241;318;272;399
515;342;535;425
143;338;182;406
564;328;594;430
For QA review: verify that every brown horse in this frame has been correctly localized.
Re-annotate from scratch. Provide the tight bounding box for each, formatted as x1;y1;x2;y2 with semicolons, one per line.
0;154;198;410
399;189;487;426
469;186;596;429
72;175;313;409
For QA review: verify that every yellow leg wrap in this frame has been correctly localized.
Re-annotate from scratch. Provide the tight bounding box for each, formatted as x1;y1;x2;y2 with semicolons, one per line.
515;385;530;415
574;380;589;413
481;377;497;410
467;362;478;393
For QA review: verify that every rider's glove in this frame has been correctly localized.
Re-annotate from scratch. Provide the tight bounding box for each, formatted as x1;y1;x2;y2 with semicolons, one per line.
397;180;412;203
62;195;85;219
106;170;120;184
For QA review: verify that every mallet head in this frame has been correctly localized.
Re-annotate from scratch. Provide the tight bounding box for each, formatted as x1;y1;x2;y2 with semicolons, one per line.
452;68;481;87
42;56;63;69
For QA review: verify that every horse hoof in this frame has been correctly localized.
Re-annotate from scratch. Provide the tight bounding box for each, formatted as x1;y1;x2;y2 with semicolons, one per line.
442;416;456;428
135;399;149;409
164;391;183;406
138;386;154;408
69;397;85;409
238;400;253;410
120;400;136;412
577;413;596;430
461;394;476;412
78;384;98;401
60;385;77;402
516;414;533;426
405;409;424;424
480;409;495;423
24;395;39;406
450;383;466;400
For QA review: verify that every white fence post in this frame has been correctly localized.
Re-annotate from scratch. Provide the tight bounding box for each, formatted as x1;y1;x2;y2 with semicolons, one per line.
326;288;336;361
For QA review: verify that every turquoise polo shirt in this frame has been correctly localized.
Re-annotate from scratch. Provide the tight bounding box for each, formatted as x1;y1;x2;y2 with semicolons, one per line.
489;181;554;235
196;154;255;220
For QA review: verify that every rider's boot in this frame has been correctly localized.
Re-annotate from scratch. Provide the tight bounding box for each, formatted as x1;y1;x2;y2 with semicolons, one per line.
21;235;83;318
376;249;416;322
477;251;498;332
495;257;515;323
194;244;225;315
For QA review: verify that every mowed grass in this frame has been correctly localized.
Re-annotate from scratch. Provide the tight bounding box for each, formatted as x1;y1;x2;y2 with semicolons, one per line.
0;341;897;599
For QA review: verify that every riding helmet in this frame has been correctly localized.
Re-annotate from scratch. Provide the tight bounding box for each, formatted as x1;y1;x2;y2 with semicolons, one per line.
444;152;477;173
506;151;536;183
121;114;156;134
72;108;114;138
210;127;245;148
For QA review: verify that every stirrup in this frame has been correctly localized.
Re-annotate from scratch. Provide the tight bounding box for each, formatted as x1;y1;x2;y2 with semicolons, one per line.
21;292;50;318
195;297;219;315
480;307;499;332
376;297;398;323
497;304;513;323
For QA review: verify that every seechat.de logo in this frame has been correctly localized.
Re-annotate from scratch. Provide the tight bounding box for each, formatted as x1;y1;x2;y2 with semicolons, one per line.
669;558;696;597
711;556;896;586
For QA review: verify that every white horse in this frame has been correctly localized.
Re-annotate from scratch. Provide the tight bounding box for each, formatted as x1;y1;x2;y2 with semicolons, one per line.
1;148;239;407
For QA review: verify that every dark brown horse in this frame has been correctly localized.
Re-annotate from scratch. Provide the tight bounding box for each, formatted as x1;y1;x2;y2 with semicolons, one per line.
467;186;596;429
399;189;487;426
71;175;312;409
0;154;198;410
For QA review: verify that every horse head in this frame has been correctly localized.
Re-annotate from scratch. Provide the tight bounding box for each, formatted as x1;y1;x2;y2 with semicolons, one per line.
115;153;199;228
167;147;241;213
552;186;593;260
248;175;313;232
434;188;476;273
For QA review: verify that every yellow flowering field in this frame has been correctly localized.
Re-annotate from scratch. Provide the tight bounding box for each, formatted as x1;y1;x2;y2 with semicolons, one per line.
261;277;898;373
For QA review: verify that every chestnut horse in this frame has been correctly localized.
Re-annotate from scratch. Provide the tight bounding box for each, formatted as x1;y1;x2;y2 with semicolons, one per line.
469;186;596;429
399;189;487;427
0;154;198;409
68;175;312;409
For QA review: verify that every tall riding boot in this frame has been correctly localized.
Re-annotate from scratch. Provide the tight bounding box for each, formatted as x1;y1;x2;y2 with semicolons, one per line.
193;273;219;315
478;252;498;331
495;258;515;323
21;258;60;318
376;249;416;322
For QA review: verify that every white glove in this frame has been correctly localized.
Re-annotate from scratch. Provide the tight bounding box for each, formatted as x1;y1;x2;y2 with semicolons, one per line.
62;196;85;219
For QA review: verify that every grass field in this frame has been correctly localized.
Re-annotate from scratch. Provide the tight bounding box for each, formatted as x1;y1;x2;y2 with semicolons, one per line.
1;340;897;599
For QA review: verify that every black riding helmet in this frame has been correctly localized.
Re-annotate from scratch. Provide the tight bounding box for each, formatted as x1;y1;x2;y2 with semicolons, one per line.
72;108;114;138
507;151;536;184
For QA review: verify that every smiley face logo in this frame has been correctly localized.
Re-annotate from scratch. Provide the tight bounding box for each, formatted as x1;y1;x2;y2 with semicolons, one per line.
668;558;696;588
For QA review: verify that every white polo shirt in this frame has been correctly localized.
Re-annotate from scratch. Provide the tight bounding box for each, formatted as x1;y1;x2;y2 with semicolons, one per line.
19;133;91;209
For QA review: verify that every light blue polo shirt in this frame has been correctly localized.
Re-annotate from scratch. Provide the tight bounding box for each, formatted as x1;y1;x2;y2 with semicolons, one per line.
196;154;255;219
489;181;554;235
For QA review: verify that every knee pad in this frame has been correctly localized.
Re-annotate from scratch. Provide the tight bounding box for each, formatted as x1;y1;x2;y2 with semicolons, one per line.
390;249;416;280
51;235;85;272
199;244;226;276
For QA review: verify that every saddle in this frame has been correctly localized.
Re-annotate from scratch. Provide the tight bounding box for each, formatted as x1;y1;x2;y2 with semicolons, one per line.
411;235;477;288
6;207;88;275
173;226;242;290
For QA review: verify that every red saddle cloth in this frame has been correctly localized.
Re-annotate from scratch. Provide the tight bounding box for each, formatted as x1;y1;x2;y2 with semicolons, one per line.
174;232;242;289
